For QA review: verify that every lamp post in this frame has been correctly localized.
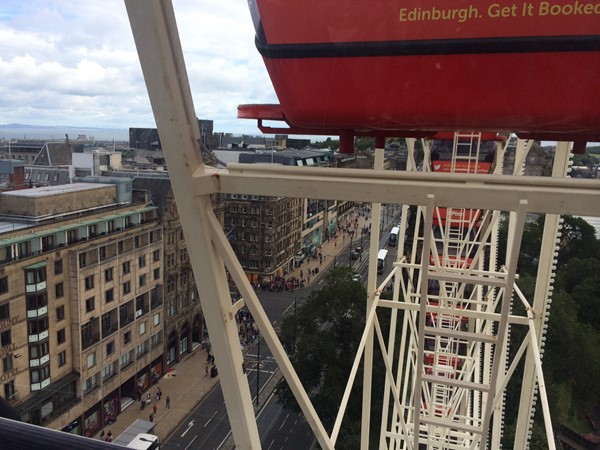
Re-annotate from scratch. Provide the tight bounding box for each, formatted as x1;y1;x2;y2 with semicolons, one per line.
293;296;297;355
256;330;260;406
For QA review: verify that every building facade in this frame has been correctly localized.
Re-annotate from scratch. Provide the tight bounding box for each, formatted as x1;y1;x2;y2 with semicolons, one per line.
224;194;303;283
0;182;164;437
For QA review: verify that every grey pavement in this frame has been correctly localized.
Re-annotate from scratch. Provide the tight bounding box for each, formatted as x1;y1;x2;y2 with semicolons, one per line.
94;347;219;443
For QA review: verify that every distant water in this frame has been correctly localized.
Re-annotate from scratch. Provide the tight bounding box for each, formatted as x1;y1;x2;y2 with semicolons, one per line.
0;124;129;142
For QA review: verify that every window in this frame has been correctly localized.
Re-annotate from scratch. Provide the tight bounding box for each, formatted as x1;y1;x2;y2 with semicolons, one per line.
3;356;12;372
139;321;146;336
151;332;161;348
153;250;160;262
179;271;188;286
29;341;49;360
0;303;9;320
124;331;131;345
138;255;146;268
79;253;86;268
31;366;51;385
139;274;146;287
167;301;175;318
103;362;116;380
123;281;131;295
105;267;113;282
57;328;66;344
105;288;114;303
136;341;147;357
58;351;66;367
56;305;65;321
85;275;94;290
26;293;47;312
1;330;10;347
108;220;115;232
120;351;132;368
153;313;160;326
25;268;46;286
55;282;64;299
89;225;97;237
0;277;8;294
106;341;115;356
4;381;15;401
167;252;175;269
153;268;160;280
54;259;63;275
85;297;95;313
84;374;98;393
122;261;131;274
167;277;175;293
87;352;96;369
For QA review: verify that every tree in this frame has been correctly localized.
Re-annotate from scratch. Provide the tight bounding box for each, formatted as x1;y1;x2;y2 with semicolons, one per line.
500;214;600;445
277;266;386;449
557;216;600;264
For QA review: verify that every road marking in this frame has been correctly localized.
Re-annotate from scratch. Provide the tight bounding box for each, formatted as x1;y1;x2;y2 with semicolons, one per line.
181;419;195;437
203;411;218;427
183;435;197;450
279;413;289;431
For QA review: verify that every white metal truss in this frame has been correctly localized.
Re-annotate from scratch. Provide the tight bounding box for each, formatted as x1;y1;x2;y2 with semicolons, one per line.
126;1;600;449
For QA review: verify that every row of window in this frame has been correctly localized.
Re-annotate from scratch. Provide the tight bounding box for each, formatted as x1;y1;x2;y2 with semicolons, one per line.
81;248;160;271
84;270;160;314
83;331;162;396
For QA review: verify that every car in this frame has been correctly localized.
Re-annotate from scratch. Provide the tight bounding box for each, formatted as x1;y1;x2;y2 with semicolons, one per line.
352;273;361;282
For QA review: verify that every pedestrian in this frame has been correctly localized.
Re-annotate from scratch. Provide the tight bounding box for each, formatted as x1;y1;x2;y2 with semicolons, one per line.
153;403;158;415
140;399;145;411
105;431;113;442
156;386;162;400
99;430;105;440
149;413;154;422
146;392;151;403
205;365;209;377
166;395;171;409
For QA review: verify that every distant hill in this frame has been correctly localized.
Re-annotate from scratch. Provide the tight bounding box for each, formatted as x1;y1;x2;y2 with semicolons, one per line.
0;123;129;142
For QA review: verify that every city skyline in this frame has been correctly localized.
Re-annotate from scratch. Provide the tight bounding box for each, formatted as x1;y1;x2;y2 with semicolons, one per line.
0;0;276;136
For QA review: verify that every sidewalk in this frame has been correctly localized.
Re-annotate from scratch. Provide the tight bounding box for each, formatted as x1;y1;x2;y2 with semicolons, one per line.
94;347;219;443
288;211;373;285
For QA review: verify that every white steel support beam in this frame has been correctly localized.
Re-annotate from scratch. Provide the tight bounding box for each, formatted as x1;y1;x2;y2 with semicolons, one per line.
362;145;385;449
476;200;528;449
412;194;436;450
513;141;572;449
124;2;261;448
194;164;600;217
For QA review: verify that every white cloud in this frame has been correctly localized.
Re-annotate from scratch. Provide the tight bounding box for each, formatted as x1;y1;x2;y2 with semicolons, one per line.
0;0;278;135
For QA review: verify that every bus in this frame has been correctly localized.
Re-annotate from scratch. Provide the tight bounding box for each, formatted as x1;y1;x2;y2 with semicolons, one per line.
127;433;160;450
388;227;399;247
377;249;388;274
113;419;158;449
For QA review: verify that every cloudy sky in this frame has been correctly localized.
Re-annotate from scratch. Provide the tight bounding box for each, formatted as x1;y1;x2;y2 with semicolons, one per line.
0;0;277;135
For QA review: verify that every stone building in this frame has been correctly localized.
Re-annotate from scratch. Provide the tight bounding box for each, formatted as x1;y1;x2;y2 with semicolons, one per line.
0;181;164;437
224;194;303;283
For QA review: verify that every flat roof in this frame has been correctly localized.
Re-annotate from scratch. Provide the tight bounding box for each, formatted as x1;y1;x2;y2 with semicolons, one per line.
1;182;110;198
